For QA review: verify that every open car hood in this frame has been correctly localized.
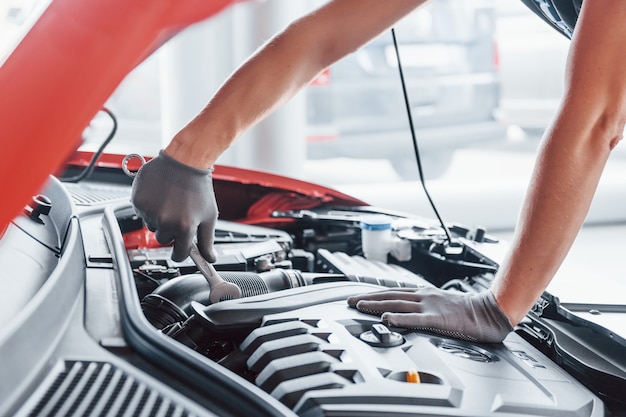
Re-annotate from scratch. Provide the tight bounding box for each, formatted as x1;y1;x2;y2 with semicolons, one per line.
0;0;236;234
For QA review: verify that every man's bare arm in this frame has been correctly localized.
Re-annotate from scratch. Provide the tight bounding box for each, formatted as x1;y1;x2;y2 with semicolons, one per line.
164;0;427;169
492;0;626;324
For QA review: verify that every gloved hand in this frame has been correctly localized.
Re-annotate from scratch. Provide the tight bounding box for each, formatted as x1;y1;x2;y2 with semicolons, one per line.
347;287;513;343
131;150;218;262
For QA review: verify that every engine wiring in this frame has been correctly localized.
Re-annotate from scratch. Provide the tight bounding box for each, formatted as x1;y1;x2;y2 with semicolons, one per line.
61;107;118;183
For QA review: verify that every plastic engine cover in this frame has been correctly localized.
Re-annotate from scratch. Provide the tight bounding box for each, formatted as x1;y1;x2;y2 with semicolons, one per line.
238;301;604;417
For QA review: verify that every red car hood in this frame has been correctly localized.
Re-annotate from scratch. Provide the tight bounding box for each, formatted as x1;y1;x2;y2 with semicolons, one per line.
0;0;237;233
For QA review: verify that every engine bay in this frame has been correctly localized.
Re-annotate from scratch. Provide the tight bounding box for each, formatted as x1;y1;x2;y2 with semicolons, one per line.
5;175;624;416
117;203;605;416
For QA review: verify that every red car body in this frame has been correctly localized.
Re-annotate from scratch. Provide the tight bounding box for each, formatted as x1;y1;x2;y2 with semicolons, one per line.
0;0;235;233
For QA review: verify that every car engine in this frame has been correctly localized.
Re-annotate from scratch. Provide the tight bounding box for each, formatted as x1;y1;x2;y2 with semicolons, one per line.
119;206;604;417
3;177;619;417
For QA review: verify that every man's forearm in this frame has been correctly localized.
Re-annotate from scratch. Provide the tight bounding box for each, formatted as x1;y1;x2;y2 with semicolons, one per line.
492;116;611;324
491;0;626;324
165;0;427;169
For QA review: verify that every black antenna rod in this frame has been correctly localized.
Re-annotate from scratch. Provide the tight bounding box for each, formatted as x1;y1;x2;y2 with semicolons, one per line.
391;27;453;244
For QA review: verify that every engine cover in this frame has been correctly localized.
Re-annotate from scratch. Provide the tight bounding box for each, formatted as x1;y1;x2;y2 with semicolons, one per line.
238;299;603;417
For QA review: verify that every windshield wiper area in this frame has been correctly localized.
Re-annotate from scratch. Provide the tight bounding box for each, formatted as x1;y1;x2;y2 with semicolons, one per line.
515;292;626;413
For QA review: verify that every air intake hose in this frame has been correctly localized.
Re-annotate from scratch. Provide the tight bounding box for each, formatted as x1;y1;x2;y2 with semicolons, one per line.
142;269;307;329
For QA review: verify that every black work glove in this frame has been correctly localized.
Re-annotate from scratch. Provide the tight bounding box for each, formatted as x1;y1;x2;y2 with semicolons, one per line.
131;150;218;262
347;287;513;343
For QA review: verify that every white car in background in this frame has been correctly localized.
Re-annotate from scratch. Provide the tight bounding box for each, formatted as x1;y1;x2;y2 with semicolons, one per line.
305;0;506;179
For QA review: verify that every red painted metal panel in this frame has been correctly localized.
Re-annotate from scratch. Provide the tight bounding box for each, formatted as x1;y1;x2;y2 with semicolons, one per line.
212;165;368;206
0;0;235;231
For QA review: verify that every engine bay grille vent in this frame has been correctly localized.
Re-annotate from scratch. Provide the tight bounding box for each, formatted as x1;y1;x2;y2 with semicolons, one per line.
25;360;198;417
240;320;354;409
64;183;130;206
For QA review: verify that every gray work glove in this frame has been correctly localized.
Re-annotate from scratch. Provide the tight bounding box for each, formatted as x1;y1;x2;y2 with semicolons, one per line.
131;150;218;263
347;287;513;343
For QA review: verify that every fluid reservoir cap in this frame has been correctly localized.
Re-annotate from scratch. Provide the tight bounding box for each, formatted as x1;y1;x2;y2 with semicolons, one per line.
360;323;403;348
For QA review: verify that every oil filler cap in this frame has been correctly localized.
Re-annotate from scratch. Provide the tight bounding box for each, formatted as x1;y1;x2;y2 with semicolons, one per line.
360;324;403;348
